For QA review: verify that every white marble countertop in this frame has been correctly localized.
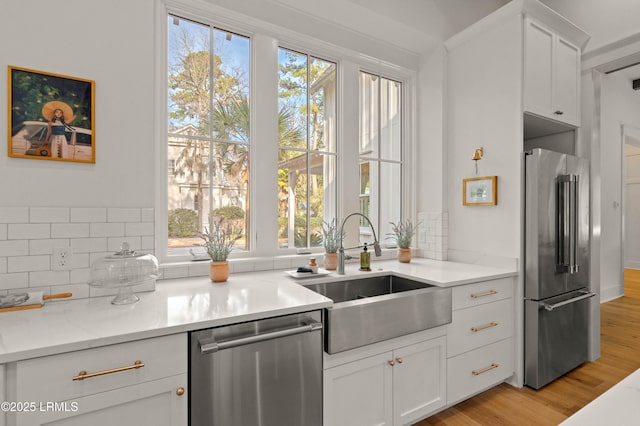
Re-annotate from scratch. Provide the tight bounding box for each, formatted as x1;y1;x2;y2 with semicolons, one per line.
0;258;516;364
561;368;640;425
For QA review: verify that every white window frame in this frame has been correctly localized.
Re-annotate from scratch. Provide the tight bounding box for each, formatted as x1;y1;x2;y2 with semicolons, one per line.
155;0;416;265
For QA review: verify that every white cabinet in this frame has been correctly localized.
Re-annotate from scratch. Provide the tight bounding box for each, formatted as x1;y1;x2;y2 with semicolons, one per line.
524;17;581;126
6;334;187;426
446;278;515;406
323;333;446;426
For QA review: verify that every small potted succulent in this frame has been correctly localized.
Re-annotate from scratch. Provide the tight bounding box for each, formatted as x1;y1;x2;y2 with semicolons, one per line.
388;219;416;263
198;217;243;282
322;218;343;270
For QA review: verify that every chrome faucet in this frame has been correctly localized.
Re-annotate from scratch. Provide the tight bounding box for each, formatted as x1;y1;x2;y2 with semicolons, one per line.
337;213;382;274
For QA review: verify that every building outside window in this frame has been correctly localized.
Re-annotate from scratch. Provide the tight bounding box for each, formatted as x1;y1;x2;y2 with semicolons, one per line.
162;9;409;262
359;71;402;242
277;48;337;249
166;15;250;256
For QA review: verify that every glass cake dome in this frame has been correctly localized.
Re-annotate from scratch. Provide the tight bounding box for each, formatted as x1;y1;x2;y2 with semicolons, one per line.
88;242;160;305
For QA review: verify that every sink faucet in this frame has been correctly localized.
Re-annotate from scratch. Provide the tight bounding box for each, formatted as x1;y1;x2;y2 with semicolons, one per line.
338;213;382;274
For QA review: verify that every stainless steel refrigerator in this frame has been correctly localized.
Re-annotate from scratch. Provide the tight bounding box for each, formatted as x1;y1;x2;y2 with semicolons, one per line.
524;148;594;389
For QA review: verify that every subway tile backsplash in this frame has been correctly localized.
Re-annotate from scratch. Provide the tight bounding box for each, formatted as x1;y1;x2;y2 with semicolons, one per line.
0;206;155;300
418;211;448;261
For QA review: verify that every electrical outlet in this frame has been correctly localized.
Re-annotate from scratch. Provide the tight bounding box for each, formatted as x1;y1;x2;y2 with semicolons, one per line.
53;247;73;271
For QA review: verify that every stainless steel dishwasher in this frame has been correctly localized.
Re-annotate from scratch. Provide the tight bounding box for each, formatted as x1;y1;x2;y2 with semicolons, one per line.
189;310;323;426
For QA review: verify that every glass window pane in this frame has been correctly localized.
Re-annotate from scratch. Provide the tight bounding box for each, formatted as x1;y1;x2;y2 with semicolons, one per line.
278;150;308;248
359;71;403;237
212;30;250;142
208;141;249;252
310;57;336;153
168;15;250;256
278;150;336;249
278;49;337;250
359;72;379;157
379;162;401;244
278;49;308;150
167;135;211;254
380;78;401;161
168;16;211;137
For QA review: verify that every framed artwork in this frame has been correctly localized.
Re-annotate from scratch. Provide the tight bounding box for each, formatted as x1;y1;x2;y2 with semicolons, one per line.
463;175;498;206
8;66;95;163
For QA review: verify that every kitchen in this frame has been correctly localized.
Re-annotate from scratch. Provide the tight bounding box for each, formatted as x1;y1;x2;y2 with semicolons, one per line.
2;0;640;425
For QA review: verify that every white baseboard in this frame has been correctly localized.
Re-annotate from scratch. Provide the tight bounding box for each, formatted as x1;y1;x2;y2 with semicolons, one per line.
600;284;624;303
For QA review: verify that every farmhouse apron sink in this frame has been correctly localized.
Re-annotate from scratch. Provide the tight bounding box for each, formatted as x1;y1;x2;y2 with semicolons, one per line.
302;274;452;353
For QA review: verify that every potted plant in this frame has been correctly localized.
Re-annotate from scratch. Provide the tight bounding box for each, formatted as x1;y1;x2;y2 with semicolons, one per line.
322;218;343;270
198;217;243;282
388;219;416;263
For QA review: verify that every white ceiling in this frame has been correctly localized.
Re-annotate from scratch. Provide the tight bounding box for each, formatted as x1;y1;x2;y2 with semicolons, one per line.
274;0;640;57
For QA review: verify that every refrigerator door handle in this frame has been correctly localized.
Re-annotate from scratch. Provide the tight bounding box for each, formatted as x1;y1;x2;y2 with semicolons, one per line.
542;291;595;311
556;174;579;274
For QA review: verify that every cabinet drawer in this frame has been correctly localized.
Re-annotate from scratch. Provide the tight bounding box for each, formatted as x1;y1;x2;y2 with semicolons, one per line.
452;278;513;310
447;338;513;406
447;298;512;357
15;333;186;402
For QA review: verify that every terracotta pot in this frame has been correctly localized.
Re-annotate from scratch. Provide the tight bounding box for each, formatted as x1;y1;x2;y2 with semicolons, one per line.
210;261;230;282
324;252;338;270
398;248;412;263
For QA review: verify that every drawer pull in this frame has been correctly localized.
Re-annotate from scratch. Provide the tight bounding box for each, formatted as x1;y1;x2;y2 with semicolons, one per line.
472;363;499;376
470;290;497;299
72;360;145;381
471;322;498;332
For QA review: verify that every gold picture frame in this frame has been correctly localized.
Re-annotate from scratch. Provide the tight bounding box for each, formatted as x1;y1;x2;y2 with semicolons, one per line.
8;66;95;163
463;176;498;206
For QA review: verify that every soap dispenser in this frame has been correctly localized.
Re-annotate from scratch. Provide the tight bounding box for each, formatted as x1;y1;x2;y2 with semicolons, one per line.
359;243;371;271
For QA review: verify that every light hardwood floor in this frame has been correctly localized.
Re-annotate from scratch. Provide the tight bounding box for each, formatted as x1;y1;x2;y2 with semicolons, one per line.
416;269;640;426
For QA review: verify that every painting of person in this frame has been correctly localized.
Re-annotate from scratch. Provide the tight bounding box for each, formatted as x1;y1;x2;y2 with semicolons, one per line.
42;101;76;158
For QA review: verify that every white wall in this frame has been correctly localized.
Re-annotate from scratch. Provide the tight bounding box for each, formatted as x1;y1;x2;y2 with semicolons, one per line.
417;47;446;214
1;0;157;208
445;15;523;260
599;71;640;300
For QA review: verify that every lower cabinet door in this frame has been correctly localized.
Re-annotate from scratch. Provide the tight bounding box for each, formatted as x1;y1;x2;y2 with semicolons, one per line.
324;352;393;426
393;337;446;426
12;374;187;426
447;338;513;406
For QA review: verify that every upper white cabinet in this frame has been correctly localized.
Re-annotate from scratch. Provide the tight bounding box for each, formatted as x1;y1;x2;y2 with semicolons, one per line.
524;17;581;126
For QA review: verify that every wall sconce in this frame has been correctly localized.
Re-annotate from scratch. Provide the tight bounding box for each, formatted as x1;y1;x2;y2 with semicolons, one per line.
472;147;484;173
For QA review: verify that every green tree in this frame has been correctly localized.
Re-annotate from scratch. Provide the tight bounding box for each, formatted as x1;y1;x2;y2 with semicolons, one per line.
278;50;334;246
168;25;245;232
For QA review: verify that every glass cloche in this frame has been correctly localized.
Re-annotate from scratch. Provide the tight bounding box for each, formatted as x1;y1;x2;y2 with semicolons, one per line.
88;243;160;305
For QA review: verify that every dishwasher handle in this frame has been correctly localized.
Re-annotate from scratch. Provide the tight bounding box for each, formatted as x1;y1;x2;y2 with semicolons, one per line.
199;321;323;355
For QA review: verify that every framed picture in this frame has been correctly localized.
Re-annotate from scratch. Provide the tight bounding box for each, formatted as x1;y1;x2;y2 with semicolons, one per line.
8;66;95;163
463;176;498;206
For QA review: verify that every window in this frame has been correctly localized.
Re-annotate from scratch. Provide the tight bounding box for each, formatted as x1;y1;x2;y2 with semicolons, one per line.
359;72;402;240
277;48;337;249
166;15;250;256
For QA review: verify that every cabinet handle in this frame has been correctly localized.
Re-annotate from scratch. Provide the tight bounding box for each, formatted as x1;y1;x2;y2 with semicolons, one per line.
554;110;564;115
470;290;497;299
471;322;498;332
396;357;403;364
388;360;395;366
176;387;185;396
472;363;499;376
72;360;145;381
